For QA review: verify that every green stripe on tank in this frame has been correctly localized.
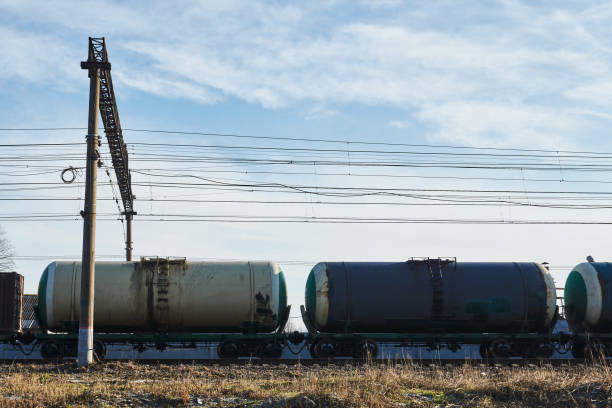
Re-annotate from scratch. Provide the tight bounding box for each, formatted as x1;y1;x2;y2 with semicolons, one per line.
305;268;316;327
564;270;587;325
37;263;50;328
277;269;287;322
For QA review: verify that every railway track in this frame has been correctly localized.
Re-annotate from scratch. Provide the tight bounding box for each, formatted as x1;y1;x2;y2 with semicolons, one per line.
0;358;601;366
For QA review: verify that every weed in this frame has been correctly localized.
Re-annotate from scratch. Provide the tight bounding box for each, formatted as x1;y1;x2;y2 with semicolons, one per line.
0;361;610;407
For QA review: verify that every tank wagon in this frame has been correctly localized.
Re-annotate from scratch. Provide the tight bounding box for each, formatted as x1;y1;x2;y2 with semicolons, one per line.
301;258;560;359
564;261;612;358
40;259;286;333
3;258;290;360
5;256;612;361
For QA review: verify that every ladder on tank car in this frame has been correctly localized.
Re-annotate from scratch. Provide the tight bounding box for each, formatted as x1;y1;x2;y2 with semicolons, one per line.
409;257;457;320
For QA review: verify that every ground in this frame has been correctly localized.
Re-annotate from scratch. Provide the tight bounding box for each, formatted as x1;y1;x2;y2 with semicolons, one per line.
0;361;611;407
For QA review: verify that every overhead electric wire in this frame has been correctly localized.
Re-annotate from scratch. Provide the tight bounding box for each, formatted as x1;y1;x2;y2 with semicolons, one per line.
6;147;612;166
122;142;612;160
128;167;612;185
127;178;612;196
3;127;612;156
10;152;612;172
6;253;581;269
6;139;612;173
7;160;612;185
11;177;612;196
0;142;85;147
2;196;612;209
2;213;612;224
104;166;126;241
6;128;612;224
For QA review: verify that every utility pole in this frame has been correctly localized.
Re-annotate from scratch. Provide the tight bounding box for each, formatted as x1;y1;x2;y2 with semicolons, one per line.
125;212;133;261
78;37;109;366
77;37;133;364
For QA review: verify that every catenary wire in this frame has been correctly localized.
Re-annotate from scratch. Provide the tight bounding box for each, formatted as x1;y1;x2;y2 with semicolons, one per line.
3;126;612;156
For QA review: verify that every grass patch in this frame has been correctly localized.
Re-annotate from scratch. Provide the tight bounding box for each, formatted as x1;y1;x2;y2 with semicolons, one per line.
403;388;448;404
0;361;611;407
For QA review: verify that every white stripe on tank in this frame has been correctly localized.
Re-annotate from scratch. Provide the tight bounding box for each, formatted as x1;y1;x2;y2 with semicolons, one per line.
313;263;329;328
536;263;557;327
574;262;603;328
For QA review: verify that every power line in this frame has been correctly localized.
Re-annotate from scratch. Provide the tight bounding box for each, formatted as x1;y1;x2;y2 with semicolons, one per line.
128;179;612;196
124;142;612;160
2;126;612;156
6;146;612;172
0;142;85;147
9;254;580;270
10;178;612;195
2;213;612;225
104;166;126;242
6;162;612;185
128;168;612;185
3;196;612;209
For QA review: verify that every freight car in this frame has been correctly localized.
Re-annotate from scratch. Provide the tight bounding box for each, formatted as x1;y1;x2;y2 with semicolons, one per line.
301;258;562;359
2;258;291;360
564;260;612;358
4;256;612;361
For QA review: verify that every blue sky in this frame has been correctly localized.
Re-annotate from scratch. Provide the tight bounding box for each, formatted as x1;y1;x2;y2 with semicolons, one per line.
2;0;612;323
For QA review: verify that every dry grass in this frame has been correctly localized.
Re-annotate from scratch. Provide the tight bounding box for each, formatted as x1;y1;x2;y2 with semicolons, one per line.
0;360;611;407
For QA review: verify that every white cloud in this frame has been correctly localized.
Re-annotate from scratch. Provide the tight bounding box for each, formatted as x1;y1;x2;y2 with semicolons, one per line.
388;120;406;129
115;72;220;104
305;105;338;120
2;0;612;149
416;101;586;148
565;81;612;109
360;0;403;9
0;27;81;86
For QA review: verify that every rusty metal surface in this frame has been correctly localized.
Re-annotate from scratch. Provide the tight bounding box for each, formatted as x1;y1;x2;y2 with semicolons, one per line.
81;37;135;261
82;37;133;215
43;260;283;333
0;273;23;333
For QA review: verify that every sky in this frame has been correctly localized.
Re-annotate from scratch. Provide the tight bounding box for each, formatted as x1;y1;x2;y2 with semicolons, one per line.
2;0;612;326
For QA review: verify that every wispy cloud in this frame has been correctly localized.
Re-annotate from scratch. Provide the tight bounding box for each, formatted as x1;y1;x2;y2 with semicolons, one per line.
417;101;587;148
305;105;338;120
115;72;220;104
0;27;81;86
1;0;612;148
388;120;406;129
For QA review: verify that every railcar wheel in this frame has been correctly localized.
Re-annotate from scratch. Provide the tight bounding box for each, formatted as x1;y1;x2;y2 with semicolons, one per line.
94;340;107;362
308;342;317;358
40;340;62;360
479;343;491;359
257;342;283;358
353;339;378;359
311;339;337;359
534;343;553;359
488;338;511;359
217;341;242;358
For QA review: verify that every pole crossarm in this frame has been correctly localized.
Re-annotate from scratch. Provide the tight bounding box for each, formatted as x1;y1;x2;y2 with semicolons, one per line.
81;37;134;215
